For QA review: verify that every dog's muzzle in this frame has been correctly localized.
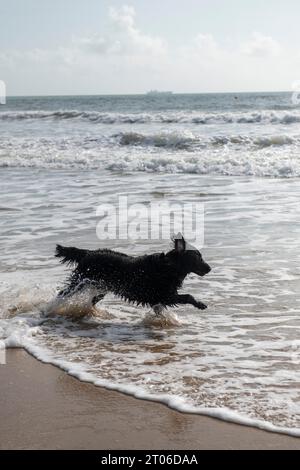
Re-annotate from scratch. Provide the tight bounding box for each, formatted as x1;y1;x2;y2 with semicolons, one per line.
197;263;211;276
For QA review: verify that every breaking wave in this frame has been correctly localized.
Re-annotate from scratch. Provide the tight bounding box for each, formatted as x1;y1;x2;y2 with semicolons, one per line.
106;153;300;178
2;109;300;125
1;130;300;177
116;131;298;149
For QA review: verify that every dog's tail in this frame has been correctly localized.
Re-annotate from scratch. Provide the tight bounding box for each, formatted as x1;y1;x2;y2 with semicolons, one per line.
55;245;88;266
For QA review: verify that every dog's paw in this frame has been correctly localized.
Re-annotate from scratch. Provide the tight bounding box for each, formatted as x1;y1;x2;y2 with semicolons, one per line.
196;301;207;310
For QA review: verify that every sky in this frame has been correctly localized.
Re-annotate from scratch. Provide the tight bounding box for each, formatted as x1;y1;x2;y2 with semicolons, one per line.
1;0;300;95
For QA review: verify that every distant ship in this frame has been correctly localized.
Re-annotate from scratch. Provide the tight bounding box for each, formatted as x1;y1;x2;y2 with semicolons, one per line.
146;90;173;96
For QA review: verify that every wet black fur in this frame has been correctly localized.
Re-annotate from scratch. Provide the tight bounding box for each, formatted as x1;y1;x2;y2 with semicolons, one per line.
55;237;211;311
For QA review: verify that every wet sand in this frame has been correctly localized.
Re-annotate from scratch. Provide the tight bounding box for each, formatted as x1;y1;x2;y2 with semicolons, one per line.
0;349;299;450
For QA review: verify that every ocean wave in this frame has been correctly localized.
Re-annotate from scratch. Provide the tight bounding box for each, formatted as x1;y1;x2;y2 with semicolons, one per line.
116;131;198;149
106;153;299;178
116;131;298;149
2;109;300;124
1;133;300;177
1;148;298;177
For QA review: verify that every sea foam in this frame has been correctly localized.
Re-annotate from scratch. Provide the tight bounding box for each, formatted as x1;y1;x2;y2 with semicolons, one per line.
1;311;300;438
1;109;300;125
1;131;300;177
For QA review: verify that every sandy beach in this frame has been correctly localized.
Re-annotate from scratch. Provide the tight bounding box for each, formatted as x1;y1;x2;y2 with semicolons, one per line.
0;349;299;450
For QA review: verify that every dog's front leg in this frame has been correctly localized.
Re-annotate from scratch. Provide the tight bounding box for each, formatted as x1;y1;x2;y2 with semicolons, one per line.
173;294;207;310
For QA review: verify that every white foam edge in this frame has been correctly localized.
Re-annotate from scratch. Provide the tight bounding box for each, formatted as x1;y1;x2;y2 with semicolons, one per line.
4;337;300;438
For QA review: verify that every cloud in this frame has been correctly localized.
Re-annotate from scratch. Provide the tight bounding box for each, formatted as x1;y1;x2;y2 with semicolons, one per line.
178;33;226;72
0;5;289;94
76;5;166;57
0;47;76;69
109;4;136;30
0;5;167;73
241;32;281;58
193;34;219;55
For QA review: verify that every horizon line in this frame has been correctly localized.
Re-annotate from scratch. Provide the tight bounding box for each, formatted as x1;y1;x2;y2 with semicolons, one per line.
5;90;291;99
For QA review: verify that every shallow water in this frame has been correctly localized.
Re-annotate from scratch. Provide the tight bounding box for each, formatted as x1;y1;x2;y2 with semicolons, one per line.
0;93;300;435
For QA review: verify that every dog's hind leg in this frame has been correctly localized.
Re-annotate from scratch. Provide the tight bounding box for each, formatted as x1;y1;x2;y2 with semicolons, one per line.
57;274;91;299
57;282;80;298
92;292;106;306
153;304;165;316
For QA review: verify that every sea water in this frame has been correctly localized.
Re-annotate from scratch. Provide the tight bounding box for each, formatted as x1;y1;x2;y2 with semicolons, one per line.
0;93;300;435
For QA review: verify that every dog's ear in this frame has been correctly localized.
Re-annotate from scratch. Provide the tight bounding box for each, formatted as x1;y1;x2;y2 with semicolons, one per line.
172;233;186;253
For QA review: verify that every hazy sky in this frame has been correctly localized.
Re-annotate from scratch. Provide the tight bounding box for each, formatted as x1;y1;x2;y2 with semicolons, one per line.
1;0;300;95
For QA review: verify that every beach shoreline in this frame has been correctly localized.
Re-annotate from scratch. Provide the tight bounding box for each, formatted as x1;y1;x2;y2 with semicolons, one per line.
1;92;300;435
0;349;299;450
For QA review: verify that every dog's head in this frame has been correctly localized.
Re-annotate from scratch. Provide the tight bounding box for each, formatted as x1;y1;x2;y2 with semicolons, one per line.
168;233;211;277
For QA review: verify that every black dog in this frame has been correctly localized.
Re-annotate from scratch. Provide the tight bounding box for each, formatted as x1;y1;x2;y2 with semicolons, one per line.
55;234;211;314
